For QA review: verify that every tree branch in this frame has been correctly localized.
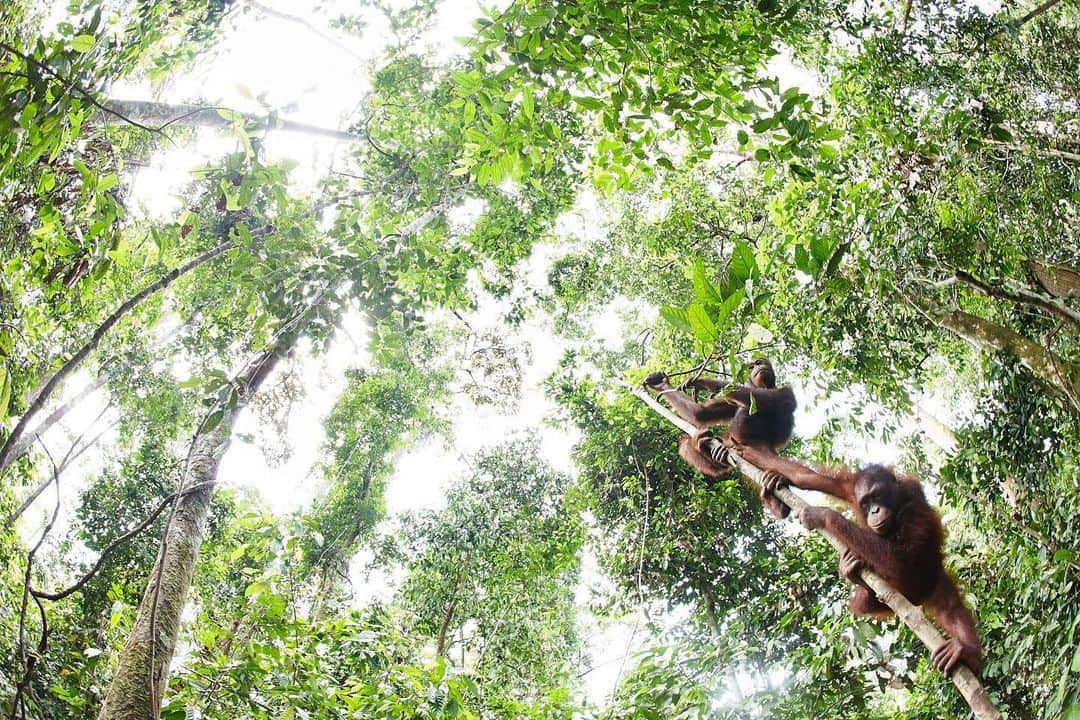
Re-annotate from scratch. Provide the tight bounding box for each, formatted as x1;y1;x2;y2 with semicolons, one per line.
1011;0;1067;26
954;270;1080;329
96;99;363;143
0;240;234;476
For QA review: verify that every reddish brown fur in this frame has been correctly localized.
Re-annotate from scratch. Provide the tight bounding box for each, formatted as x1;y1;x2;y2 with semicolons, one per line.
740;448;983;676
646;360;796;519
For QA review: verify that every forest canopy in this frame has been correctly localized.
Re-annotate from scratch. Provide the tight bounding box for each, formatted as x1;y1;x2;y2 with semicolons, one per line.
1;0;1078;718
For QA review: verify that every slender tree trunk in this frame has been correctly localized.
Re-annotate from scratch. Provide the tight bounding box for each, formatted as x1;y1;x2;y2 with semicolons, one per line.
4;375;107;469
310;555;348;624
914;403;958;455
436;570;467;659
917;302;1080;413
0;240;233;476
96;328;295;720
97;100;362;143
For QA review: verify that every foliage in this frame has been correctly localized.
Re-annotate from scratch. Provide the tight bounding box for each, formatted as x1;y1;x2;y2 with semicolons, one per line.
392;437;585;706
1;0;1078;718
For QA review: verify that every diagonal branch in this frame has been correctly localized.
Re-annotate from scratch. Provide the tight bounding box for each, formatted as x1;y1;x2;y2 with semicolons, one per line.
97;100;364;143
0;240;234;476
626;383;1002;720
954;269;1080;329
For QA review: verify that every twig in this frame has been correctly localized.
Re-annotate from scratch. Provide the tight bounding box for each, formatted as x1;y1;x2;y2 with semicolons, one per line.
626;383;1003;720
0;42;162;135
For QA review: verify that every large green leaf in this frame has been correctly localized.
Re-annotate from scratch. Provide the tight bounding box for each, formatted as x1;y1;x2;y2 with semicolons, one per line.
691;259;724;305
660;305;692;334
687;303;719;346
728;241;756;287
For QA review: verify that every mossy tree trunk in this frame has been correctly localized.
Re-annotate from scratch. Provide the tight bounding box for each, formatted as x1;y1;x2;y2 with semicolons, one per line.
97;331;296;720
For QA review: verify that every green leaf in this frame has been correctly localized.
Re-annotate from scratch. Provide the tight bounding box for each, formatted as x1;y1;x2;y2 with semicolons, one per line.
0;366;10;418
659;305;692;334
687;304;719;346
824;241;848;276
810;235;832;266
989;125;1013;142
692;260;723;305
728;241;756;286
715;289;746;327
575;96;605;111
244;580;266;598
795;245;812;274
70;34;95;52
202;409;224;433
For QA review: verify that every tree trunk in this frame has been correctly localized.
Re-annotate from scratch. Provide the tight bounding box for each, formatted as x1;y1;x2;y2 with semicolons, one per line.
96;328;295;720
920;302;1080;413
97;100;361;143
435;570;467;660
310;555;348;624
914;402;959;455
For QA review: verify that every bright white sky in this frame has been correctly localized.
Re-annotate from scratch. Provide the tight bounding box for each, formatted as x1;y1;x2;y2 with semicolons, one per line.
21;0;968;706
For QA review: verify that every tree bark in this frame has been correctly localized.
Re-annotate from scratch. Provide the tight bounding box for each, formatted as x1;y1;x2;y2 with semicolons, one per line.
1028;260;1080;300
96;100;362;143
96;327;295;720
0;240;234;476
435;570;466;660
310;555;348;624
629;385;1003;720
916;301;1080;413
